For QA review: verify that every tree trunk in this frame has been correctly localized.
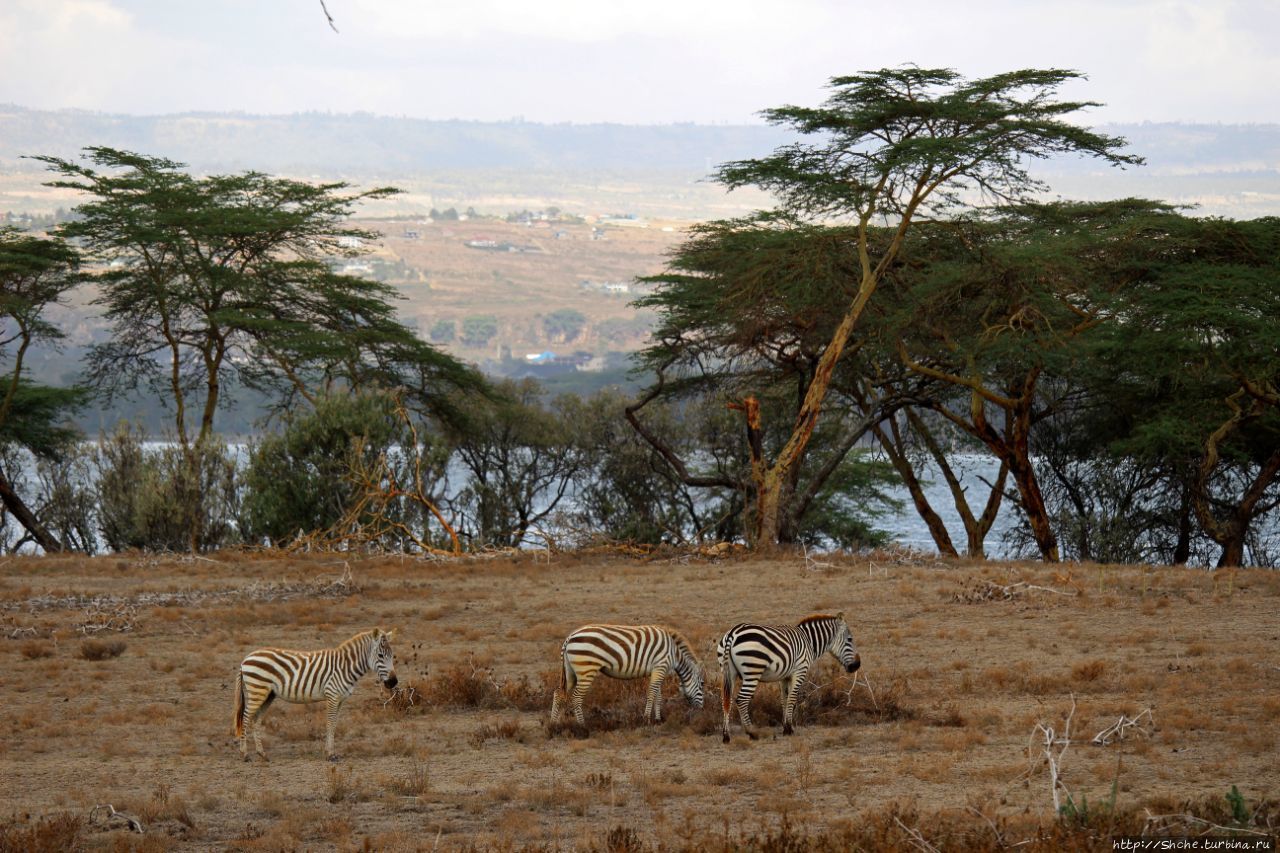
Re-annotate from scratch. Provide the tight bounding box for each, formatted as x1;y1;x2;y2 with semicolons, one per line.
0;464;63;553
1008;455;1060;562
1216;531;1246;569
870;421;958;557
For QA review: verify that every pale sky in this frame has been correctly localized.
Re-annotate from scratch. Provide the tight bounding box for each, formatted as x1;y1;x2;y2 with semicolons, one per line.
1;0;1277;124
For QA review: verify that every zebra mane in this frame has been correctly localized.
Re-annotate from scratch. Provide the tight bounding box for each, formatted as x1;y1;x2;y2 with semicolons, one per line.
339;630;378;650
668;629;695;661
798;614;840;626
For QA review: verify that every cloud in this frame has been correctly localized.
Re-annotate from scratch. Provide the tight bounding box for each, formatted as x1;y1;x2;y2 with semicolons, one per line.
0;0;1276;124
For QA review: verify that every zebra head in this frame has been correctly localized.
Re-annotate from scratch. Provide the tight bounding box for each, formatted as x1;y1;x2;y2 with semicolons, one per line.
370;629;398;689
831;612;860;674
673;636;705;709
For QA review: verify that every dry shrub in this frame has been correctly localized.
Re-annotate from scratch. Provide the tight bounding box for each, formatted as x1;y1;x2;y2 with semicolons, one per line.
571;793;1280;852
407;661;554;711
19;640;54;659
384;763;431;798
1071;659;1108;684
0;814;83;853
469;718;528;747
79;638;127;660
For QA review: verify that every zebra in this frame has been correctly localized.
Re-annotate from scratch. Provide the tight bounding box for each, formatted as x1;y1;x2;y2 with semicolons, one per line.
718;612;860;743
233;628;397;761
550;624;705;730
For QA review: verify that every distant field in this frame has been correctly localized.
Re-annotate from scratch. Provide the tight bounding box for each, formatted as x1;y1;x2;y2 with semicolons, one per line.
358;217;688;360
2;551;1277;850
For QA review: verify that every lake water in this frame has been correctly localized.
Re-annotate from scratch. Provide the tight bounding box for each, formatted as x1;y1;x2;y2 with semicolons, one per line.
3;445;1019;556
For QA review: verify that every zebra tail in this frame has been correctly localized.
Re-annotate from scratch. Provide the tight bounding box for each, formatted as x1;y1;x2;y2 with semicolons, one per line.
232;670;245;738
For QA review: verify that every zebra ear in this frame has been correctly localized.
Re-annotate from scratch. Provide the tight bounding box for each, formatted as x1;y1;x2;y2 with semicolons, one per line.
386;629;397;640
836;611;845;620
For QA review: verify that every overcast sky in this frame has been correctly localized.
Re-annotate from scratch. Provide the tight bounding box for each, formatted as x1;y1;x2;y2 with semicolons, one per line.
1;0;1276;125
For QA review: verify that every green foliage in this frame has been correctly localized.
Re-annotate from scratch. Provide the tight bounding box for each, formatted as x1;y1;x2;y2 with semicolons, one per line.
449;379;586;548
241;392;408;545
569;390;739;546
34;147;486;446
1227;785;1249;825
94;424;240;552
428;319;456;343
460;315;498;347
795;449;899;549
542;308;587;343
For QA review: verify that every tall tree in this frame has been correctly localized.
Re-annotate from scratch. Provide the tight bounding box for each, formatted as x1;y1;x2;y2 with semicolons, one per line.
35;148;484;449
0;227;86;552
692;67;1140;547
1095;215;1280;566
630;219;915;544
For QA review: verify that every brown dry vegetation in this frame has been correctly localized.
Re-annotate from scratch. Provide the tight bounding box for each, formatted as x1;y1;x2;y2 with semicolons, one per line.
1;550;1278;851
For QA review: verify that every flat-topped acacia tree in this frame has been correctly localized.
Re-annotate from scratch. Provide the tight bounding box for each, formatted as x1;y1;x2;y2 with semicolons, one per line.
34;148;485;451
636;67;1142;549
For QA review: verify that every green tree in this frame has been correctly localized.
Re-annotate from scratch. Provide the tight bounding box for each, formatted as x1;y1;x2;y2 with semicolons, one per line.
1092;215;1280;566
0;227;87;552
663;67;1140;549
36;148;483;447
428;318;456;343
631;219;913;544
461;314;498;348
542;308;587;343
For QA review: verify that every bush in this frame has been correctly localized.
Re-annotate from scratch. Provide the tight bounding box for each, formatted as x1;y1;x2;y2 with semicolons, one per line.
95;424;240;552
79;638;127;660
241;392;447;547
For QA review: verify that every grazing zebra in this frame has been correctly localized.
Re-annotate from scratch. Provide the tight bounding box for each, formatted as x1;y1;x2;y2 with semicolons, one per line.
550;624;705;729
718;612;860;743
233;628;397;761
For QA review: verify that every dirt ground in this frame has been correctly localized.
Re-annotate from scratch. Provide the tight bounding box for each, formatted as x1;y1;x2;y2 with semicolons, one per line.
1;549;1277;851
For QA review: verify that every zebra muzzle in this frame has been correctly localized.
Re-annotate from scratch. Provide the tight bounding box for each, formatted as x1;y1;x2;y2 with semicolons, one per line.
846;655;861;674
384;675;398;689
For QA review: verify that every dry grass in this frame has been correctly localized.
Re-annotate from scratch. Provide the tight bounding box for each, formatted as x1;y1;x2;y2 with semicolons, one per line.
78;638;127;660
1;552;1277;850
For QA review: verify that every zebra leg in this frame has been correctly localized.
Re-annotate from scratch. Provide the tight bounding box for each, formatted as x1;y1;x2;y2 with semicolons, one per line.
721;666;736;743
735;674;761;741
645;665;668;723
245;689;274;761
551;651;575;724
782;663;809;735
324;692;346;760
570;668;598;729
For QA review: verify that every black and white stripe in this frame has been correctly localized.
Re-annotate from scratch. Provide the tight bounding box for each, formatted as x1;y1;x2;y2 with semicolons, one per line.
718;613;860;742
233;628;397;760
550;624;705;729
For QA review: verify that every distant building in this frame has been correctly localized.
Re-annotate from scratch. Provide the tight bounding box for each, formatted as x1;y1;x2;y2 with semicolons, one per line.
338;235;363;249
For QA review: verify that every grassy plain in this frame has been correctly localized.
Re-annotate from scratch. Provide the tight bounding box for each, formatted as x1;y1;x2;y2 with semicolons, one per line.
1;550;1277;851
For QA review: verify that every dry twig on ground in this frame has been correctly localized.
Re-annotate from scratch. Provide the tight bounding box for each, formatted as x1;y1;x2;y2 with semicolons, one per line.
89;804;143;833
1028;695;1076;813
1092;708;1155;745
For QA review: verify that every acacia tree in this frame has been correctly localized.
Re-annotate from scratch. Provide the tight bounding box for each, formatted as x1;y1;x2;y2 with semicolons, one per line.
664;67;1141;547
1095;215;1280;566
36;148;484;451
629;219;913;544
888;200;1183;561
0;227;86;552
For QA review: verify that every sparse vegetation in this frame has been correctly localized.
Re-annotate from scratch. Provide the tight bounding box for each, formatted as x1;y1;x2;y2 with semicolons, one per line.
5;552;1275;849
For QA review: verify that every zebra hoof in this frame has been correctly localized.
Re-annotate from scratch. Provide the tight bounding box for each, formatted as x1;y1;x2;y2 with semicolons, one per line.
747;731;759;741
783;724;794;736
327;754;341;762
722;733;730;744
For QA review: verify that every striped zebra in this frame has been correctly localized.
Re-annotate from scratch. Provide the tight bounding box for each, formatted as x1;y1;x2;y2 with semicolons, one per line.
718;613;860;743
550;624;705;729
233;628;398;761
